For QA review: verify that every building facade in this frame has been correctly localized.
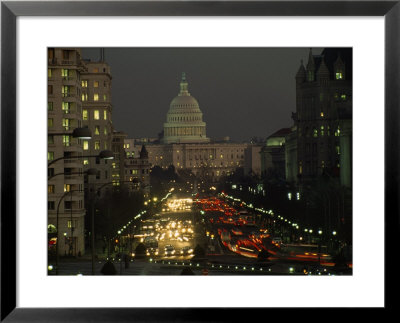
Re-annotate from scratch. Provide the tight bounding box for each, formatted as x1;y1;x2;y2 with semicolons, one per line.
123;73;252;182
48;48;87;256
260;128;291;179
162;72;210;144
81;60;114;185
111;131;128;185
124;145;151;194
287;48;352;188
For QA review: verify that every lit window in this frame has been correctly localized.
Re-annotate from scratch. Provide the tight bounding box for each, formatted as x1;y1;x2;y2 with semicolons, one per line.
95;126;100;135
94;81;99;88
81;93;88;101
103;94;107;101
83;159;89;165
104;110;107;120
62;102;71;114
335;71;343;80
83;140;89;150
104;142;108;149
341;94;346;100
62;86;69;97
94;110;100;120
320;111;324;117
62;118;70;130
48;152;54;161
63;135;71;147
336;146;340;155
83;109;88;120
320;126;324;136
81;80;88;88
95;141;100;150
64;184;71;192
48;69;52;78
48;118;53;127
94;94;99;101
48;185;55;194
61;69;69;78
313;128;318;138
104;127;107;135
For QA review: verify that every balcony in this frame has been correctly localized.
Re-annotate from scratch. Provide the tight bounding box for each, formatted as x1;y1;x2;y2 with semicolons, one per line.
62;92;76;98
61;60;76;65
62;76;76;85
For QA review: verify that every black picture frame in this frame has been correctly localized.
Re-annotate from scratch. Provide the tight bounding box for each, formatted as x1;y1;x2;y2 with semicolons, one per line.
1;0;398;321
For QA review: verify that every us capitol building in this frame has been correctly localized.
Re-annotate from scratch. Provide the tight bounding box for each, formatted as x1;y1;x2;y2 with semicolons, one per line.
124;73;260;181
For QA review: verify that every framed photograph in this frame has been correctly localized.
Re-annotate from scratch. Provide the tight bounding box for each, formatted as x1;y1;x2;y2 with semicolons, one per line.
1;0;398;321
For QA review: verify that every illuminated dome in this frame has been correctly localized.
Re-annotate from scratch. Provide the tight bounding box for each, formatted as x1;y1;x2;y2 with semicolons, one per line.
163;73;209;144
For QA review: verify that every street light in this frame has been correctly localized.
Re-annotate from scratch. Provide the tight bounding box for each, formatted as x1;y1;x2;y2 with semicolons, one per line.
50;127;92;140
48;149;114;167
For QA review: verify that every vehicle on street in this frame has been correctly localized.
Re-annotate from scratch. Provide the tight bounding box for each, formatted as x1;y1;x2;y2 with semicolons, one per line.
146;247;159;256
164;244;176;256
180;246;194;255
272;237;283;245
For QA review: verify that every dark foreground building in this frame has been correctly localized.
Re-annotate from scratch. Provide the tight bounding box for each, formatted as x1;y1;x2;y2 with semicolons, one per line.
286;48;352;189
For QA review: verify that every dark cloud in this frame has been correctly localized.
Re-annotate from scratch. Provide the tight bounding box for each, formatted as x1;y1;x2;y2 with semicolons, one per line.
82;47;323;142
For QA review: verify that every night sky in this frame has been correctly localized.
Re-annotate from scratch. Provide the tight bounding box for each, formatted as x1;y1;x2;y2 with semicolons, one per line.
81;48;323;142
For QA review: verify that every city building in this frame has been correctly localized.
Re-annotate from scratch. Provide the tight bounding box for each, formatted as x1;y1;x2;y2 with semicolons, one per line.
124;145;151;194
124;73;251;182
111;131;128;185
244;144;263;177
162;72;210;144
48;48;87;256
81;58;114;185
260;128;291;179
286;48;352;188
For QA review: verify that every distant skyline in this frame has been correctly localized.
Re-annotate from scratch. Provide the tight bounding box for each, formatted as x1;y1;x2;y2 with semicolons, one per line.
81;48;323;142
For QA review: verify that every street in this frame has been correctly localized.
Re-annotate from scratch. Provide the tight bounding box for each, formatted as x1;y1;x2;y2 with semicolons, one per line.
49;194;350;276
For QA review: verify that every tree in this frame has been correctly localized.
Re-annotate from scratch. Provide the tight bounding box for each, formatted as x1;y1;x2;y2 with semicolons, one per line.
100;260;117;275
135;243;146;259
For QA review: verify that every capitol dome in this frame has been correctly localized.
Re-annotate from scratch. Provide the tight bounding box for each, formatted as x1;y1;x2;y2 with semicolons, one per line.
163;73;210;144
